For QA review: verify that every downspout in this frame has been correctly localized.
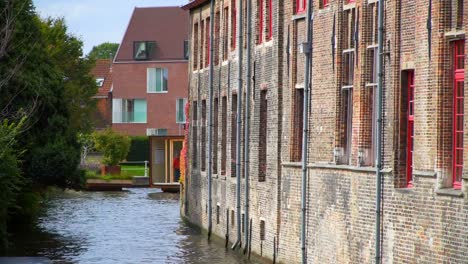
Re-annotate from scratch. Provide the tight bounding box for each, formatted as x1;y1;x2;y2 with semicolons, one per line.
300;0;313;263
207;0;215;240
232;0;244;250
243;0;252;253
375;0;384;262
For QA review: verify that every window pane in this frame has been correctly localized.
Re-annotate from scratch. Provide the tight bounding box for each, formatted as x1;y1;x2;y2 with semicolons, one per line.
112;99;123;123
134;42;147;59
156;68;162;92
177;99;185;123
147;68;156;92
163;69;168;91
134;99;147;123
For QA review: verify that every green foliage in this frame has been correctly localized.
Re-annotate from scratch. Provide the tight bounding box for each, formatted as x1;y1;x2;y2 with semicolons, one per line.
93;129;131;166
0;0;98;249
126;136;149;161
28;139;85;189
87;42;119;60
0;119;24;249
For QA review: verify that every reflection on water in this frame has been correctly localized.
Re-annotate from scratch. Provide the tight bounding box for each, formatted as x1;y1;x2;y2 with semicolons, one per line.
6;189;257;264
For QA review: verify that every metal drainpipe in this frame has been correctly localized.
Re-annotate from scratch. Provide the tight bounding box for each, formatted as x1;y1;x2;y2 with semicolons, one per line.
375;0;384;262
301;0;313;263
232;0;244;250
243;0;252;253
207;0;215;240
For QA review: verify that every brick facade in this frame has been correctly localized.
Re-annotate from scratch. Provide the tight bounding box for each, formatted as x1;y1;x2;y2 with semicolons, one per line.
182;0;468;263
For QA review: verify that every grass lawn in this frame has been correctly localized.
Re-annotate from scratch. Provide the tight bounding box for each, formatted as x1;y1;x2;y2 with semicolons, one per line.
120;165;147;177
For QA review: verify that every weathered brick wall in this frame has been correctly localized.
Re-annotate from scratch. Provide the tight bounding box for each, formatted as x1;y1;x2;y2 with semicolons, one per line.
183;0;468;263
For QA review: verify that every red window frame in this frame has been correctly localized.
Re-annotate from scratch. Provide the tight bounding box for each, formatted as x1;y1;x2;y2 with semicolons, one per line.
406;71;415;188
322;0;329;8
296;0;306;14
453;40;465;189
258;0;263;44
268;0;272;40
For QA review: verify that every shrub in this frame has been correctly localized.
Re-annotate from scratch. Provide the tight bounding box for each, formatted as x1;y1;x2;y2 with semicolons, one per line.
28;139;84;189
92;129;131;166
126;136;149;161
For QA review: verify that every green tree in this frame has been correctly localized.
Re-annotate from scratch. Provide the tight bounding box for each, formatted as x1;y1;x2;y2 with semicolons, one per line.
0;0;100;249
93;129;131;166
87;42;119;60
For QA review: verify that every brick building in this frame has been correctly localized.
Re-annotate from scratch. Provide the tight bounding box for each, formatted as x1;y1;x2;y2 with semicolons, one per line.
182;0;468;263
90;59;112;130
112;7;189;184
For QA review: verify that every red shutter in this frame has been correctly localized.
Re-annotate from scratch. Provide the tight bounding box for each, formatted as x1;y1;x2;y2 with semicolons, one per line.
453;40;465;189
406;71;415;187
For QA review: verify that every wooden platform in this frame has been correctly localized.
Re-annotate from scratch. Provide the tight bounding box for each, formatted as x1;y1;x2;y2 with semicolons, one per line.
86;179;133;191
152;183;180;193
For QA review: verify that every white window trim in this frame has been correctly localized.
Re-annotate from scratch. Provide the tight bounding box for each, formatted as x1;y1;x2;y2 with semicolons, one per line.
147;68;168;93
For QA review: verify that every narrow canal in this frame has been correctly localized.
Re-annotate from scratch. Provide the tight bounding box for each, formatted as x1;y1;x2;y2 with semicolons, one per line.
6;188;258;264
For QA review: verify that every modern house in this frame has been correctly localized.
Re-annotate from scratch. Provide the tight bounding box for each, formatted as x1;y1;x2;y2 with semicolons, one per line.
90;59;113;130
182;0;468;263
112;7;189;184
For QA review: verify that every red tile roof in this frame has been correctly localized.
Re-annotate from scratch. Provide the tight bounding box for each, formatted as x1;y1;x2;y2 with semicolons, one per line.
91;59;112;97
115;7;189;62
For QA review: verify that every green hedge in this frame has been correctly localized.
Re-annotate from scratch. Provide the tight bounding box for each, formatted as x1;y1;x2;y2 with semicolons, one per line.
126;136;149;162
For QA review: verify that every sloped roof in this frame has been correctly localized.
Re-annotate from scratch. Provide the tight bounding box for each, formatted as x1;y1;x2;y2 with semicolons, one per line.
91;59;112;97
91;59;111;78
181;0;210;10
115;7;189;62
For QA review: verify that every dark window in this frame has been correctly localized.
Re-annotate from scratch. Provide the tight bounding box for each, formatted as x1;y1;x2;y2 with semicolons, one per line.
133;41;155;60
194;23;199;69
215;11;220;65
340;9;356;164
267;0;272;40
213;98;219;174
342;89;353;164
223;7;229;60
260;220;265;240
184;40;189;59
231;0;237;50
259;90;267;181
291;88;304;162
201;100;207;171
221;96;228;175
216;205;220;224
231;210;235;226
231;94;238;177
193;101;198;168
201;20;205;68
205;17;211;68
257;0;263;44
241;213;245;233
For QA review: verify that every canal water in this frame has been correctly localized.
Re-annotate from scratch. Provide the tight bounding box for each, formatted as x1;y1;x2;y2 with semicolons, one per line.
6;188;258;264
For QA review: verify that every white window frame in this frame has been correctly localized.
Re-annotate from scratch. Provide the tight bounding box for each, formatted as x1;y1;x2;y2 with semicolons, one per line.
147;68;168;93
112;98;147;124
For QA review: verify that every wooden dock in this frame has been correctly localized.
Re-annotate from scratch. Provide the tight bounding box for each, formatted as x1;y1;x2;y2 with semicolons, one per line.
152;183;180;193
86;179;133;191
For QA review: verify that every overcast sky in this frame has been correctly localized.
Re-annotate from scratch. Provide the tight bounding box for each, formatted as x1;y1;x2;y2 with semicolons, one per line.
33;0;189;55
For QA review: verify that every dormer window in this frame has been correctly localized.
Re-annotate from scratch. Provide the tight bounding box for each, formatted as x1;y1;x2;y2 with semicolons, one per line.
133;41;155;60
96;78;104;87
